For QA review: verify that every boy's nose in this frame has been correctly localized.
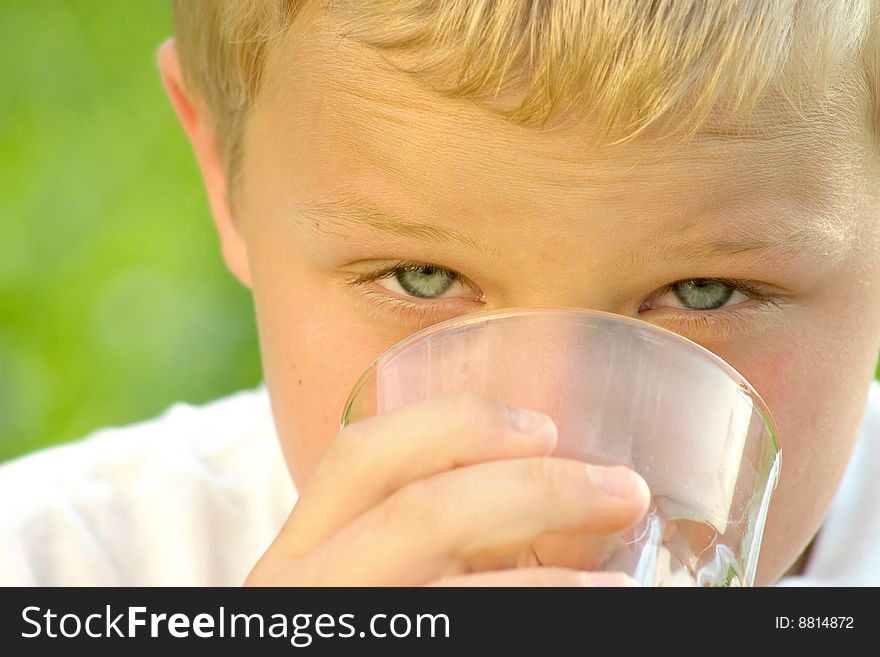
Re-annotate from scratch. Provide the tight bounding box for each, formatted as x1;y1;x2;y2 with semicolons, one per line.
375;308;751;534
469;308;631;462
378;307;622;460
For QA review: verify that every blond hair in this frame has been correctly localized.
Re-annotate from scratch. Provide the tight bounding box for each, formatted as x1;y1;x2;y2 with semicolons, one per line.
172;0;879;175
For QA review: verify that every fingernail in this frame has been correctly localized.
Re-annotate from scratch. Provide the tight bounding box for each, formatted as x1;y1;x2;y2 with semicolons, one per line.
590;466;642;499
508;407;552;434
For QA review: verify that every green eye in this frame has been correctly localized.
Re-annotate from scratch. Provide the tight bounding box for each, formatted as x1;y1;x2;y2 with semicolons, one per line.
395;266;455;299
672;279;735;310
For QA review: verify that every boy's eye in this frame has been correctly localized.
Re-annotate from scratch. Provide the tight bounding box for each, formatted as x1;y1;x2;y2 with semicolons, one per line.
386;265;458;299
657;279;748;311
371;263;475;301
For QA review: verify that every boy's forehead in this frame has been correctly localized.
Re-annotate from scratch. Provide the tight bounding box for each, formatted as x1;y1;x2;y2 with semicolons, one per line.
255;13;862;258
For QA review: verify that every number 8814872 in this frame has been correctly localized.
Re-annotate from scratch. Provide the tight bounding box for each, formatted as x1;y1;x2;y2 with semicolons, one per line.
775;617;854;629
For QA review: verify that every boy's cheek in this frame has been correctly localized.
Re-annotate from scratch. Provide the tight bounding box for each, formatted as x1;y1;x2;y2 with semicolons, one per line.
726;318;876;583
252;283;415;488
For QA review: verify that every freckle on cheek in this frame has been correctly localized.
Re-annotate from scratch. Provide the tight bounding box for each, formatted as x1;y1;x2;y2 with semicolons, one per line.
764;352;787;380
298;379;303;386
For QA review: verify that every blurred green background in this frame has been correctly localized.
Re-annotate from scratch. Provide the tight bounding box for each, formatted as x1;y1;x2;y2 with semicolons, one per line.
1;2;879;465
0;1;261;463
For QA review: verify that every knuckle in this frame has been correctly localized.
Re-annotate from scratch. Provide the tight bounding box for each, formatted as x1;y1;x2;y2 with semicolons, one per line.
524;457;563;496
446;391;508;436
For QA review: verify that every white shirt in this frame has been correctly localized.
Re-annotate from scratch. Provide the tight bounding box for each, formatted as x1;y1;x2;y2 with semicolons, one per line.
0;386;296;585
1;381;878;586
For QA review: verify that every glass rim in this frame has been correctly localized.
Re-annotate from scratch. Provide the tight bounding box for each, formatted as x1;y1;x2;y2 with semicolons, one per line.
340;306;780;454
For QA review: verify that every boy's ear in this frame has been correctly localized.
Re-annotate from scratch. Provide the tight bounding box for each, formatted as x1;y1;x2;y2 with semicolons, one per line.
156;38;252;289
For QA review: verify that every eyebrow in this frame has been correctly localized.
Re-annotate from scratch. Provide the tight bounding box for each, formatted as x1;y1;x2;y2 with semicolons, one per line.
647;226;839;263
295;196;502;260
294;195;850;265
645;207;853;266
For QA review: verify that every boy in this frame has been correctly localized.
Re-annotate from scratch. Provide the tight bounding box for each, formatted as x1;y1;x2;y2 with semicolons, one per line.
2;0;879;586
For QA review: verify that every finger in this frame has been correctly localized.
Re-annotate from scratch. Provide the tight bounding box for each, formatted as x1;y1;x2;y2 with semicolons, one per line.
427;569;638;587
282;392;558;555
294;457;650;585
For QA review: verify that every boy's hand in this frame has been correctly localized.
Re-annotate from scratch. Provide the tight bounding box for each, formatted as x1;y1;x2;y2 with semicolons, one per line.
245;393;651;586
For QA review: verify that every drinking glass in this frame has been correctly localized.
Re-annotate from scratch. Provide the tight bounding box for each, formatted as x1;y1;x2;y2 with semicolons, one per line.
341;308;781;586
